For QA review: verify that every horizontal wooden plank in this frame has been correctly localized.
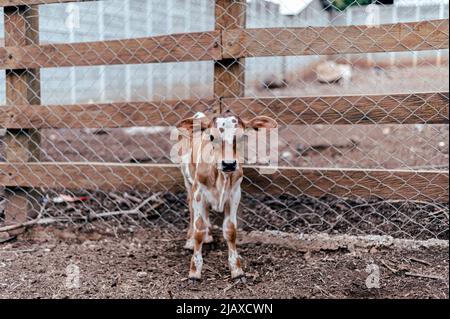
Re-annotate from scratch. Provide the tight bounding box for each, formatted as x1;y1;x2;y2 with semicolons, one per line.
1;92;447;129
0;20;446;68
0;163;184;193
0;31;222;69
223;19;449;58
0;0;96;7
224;92;450;125
0;99;219;129
0;163;448;202
243;167;449;202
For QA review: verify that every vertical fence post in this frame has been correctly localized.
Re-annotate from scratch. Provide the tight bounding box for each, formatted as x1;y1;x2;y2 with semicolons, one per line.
214;0;246;110
3;5;41;232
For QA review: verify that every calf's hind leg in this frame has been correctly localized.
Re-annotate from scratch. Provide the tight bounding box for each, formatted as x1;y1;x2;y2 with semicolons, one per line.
184;194;195;250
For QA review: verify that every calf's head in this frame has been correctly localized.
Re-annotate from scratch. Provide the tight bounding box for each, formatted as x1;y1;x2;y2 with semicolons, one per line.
176;111;277;173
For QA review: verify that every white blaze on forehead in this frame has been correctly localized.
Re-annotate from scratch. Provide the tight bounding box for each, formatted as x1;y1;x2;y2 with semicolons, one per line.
216;116;238;144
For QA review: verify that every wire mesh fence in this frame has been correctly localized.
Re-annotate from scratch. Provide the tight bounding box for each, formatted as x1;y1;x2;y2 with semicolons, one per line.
0;0;448;241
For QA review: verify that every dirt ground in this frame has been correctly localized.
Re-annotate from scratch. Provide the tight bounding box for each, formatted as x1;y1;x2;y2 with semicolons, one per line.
0;226;448;299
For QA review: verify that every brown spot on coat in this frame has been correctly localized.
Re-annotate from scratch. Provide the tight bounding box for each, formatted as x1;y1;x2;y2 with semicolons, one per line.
194;218;206;245
225;221;237;243
195;217;205;231
190;260;197;273
236;257;242;268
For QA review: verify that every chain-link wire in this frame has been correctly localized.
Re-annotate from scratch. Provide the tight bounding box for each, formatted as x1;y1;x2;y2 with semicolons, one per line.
0;0;448;240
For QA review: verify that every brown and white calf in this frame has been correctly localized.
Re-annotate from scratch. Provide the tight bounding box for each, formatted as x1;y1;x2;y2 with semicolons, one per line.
176;111;277;280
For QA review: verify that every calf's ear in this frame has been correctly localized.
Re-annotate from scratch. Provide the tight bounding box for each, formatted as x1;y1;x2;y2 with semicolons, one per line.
176;116;210;137
244;116;278;130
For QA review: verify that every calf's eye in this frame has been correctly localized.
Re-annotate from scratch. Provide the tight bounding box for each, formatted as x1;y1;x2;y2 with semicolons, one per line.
209;135;215;142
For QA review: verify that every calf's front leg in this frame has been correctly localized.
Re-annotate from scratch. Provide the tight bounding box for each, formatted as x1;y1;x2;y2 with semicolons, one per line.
188;187;207;280
223;184;244;279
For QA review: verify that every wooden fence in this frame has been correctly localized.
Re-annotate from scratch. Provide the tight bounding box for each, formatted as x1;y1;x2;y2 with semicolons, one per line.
0;0;449;226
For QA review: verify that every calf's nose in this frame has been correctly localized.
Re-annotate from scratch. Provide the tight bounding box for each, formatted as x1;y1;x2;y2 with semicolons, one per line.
221;160;237;172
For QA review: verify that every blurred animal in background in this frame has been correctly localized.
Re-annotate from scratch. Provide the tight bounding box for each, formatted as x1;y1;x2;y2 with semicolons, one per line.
315;60;353;87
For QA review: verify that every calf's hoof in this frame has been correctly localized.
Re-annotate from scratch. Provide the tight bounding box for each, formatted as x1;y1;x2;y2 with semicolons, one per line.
188;271;202;281
231;268;245;280
187;278;201;287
